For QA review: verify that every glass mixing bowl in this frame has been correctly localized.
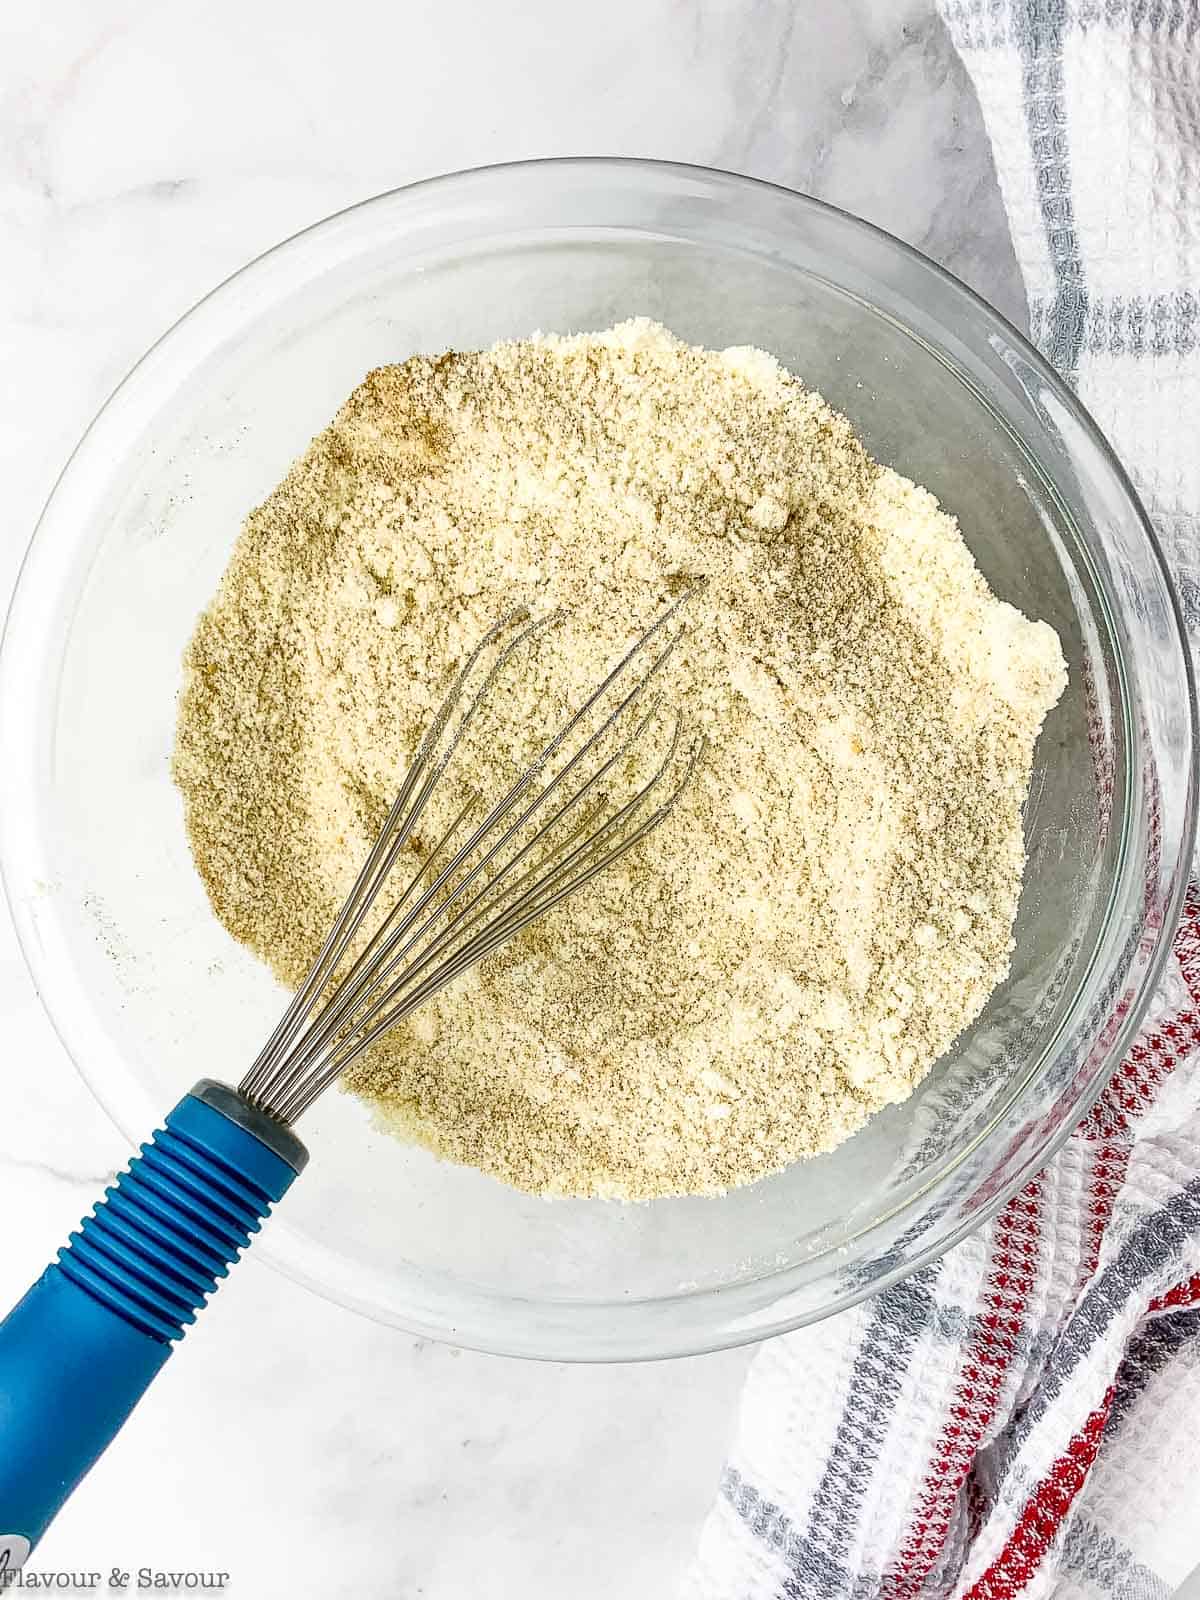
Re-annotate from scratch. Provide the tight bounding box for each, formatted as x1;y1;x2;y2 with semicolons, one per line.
2;160;1195;1360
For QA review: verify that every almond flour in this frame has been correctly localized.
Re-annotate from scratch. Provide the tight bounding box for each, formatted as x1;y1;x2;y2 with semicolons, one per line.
172;320;1067;1200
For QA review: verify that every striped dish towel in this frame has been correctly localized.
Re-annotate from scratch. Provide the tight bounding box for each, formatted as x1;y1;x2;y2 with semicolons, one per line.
687;4;1200;1598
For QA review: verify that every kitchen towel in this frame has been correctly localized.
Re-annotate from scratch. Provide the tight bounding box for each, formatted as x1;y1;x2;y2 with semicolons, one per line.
687;3;1200;1597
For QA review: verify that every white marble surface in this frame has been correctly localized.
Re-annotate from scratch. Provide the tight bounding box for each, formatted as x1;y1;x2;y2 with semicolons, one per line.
0;3;1035;1596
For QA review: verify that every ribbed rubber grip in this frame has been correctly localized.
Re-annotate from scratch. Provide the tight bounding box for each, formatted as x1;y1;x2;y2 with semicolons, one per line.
0;1084;307;1557
57;1115;279;1341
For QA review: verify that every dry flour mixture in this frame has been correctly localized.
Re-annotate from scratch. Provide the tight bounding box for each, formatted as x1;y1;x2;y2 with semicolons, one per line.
173;320;1067;1199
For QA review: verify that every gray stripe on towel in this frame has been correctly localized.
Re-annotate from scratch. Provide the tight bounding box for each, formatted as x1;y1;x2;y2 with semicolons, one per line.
1014;0;1088;380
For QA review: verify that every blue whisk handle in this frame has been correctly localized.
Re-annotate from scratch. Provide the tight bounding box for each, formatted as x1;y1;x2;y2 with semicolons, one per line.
0;1081;306;1563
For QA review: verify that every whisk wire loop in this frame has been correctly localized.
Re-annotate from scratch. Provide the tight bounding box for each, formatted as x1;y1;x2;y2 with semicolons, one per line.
240;588;705;1125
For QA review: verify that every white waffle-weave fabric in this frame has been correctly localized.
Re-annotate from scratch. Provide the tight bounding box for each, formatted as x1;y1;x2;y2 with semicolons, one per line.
686;4;1200;1597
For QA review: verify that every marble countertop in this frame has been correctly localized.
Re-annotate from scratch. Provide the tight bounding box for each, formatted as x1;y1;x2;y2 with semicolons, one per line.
0;3;1032;1596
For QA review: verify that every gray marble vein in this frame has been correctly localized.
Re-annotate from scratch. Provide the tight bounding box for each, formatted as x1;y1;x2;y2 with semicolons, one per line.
0;1152;116;1190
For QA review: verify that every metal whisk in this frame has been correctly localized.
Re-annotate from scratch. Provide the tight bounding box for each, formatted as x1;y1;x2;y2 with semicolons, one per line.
0;588;703;1567
241;586;703;1125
